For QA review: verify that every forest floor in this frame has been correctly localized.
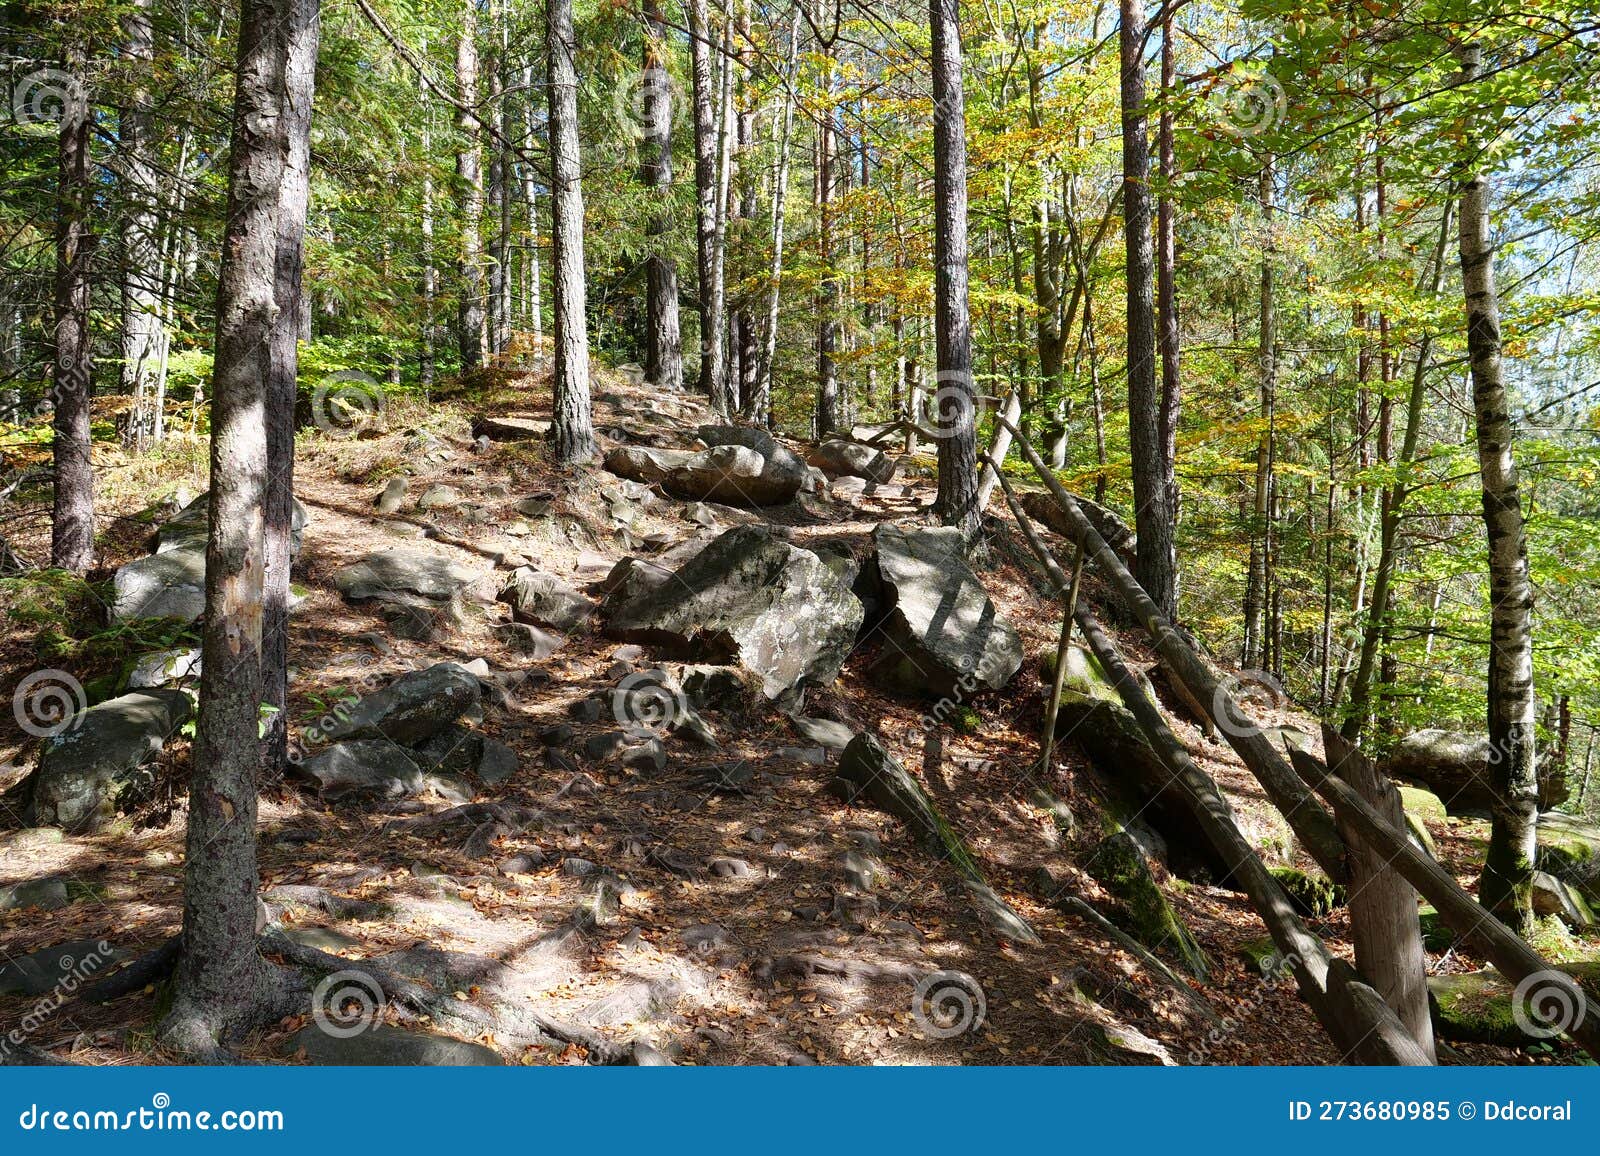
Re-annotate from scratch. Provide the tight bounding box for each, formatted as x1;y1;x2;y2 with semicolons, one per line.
0;356;1591;1066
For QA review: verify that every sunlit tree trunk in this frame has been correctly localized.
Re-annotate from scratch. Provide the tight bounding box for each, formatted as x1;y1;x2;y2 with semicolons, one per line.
547;0;594;461
455;2;486;370
120;0;165;451
51;39;94;575
640;0;681;390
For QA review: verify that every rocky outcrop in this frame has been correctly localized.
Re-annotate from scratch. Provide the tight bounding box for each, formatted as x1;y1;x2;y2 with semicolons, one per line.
864;524;1022;700
23;689;192;833
808;438;896;484
334;546;480;641
604;446;698;485
498;567;594;632
603;524;862;700
1384;729;1568;814
660;425;807;507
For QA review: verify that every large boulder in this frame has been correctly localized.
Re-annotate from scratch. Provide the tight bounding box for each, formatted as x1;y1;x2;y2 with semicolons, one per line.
808;438;897;484
154;492;308;556
864;524;1023;700
334;547;480;641
1384;729;1568;815
497;567;593;631
112;546;207;623
661;425;807;507
25;690;192;833
1539;811;1600;904
604;524;863;700
604;446;698;485
291;740;425;800
322;662;481;746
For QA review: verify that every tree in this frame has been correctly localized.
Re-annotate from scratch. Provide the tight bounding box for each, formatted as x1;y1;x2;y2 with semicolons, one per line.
455;1;486;371
930;0;978;541
161;0;300;1054
119;0;164;450
547;0;594;462
688;0;727;410
51;37;94;575
640;0;682;391
1119;0;1177;619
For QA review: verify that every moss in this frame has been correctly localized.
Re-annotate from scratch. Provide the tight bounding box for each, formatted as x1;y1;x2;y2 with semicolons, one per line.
1418;906;1456;952
1269;867;1347;918
1234;936;1281;973
1428;972;1527;1046
947;705;982;735
1399;785;1448;826
1526;913;1585;963
1091;828;1210;981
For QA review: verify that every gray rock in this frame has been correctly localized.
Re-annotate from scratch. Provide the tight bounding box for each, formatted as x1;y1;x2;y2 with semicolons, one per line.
498;567;594;631
374;476;409;513
604;446;698;485
790;716;856;751
809;438;897;484
112;544;207;622
410;726;517;786
515;495;554;518
597;557;674;616
322;662;481;746
838;850;878;891
493;621;565;658
25;689;192;833
472;414;551;441
292;740;425;799
1385;729;1568;814
679;665;751;712
127;647;202;688
0;877;71;911
287;1025;503;1066
604;525;864;700
709;857;751;878
335;547;478;602
0;939;126;997
662;424;808;507
866;523;1023;699
153;492;307;556
416;483;462;510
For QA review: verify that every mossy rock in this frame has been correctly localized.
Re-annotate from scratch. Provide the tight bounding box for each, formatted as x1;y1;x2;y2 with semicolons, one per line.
1269;867;1346;918
1537;812;1600;902
1417;906;1455;952
1040;645;1119;703
1400;785;1448;826
1089;828;1210;981
1234;936;1289;974
1428;962;1600;1048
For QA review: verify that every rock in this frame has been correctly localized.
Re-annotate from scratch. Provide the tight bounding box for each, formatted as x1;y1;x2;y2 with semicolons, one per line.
778;746;827;765
620;738;669;773
0;878;71;911
838;850;877;890
322;662;481;746
1088;829;1210;980
604;446;698;484
410;726;517;787
335;547;477;602
127;647;202;688
374;476;409;513
864;524;1023;700
708;857;752;878
1399;785;1443;859
1384;729;1567;814
604;525;863;700
153;492;307;556
112;544;207;622
1427;963;1600;1047
498;850;546;874
790;710;857;746
597;556;674;615
515;495;554;518
0;939;126;997
498;567;594;631
1268;867;1346;918
1538;811;1600;903
659;425;807;507
287;1025;504;1066
472;414;551;441
25;689;192;833
809;438;897;484
1532;870;1597;929
291;740;425;799
492;621;565;658
679;665;752;712
416;483;462;510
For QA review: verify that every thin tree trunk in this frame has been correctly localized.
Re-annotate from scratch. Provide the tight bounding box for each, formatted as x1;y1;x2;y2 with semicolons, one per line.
749;7;801;424
688;0;724;404
930;0;979;541
522;62;544;354
420;53;436;390
709;23;736;414
1155;12;1181;593
732;0;758;410
120;0;165;451
814;26;839;436
161;0;297;1054
1457;44;1538;932
486;2;508;356
1119;0;1176;618
547;0;594;462
1244;158;1275;668
455;3;486;370
51;40;95;575
640;0;681;390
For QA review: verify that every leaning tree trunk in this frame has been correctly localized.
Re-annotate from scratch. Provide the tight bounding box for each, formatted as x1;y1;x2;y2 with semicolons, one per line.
262;0;319;776
640;0;681;390
1118;0;1177;620
1457;44;1538;932
119;0;165;451
455;2;486;371
930;0;979;542
161;0;298;1055
51;41;95;575
547;0;594;462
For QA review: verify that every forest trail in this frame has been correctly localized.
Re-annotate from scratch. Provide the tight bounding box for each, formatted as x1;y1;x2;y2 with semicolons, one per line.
0;360;1577;1066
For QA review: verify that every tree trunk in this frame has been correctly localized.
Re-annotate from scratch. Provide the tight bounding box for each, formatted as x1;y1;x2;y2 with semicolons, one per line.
455;3;486;371
51;40;95;575
930;0;979;542
688;0;724;405
709;23;736;414
732;0;758;411
262;0;319;777
640;0;681;390
161;0;297;1054
1119;0;1176;619
119;0;165;451
547;0;594;462
1457;45;1537;932
522;62;544;353
814;28;839;436
1244;158;1275;668
420;54;436;390
748;8;799;424
485;2;509;356
1155;13;1181;593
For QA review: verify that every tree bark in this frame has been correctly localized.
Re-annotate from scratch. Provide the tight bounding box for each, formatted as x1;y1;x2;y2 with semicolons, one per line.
420;53;436;389
688;0;724;405
455;2;486;370
1244;158;1275;668
51;39;95;575
547;0;594;462
1119;0;1177;619
162;0;297;1054
1457;45;1538;932
930;0;979;542
749;7;800;424
640;0;681;391
1155;13;1180;595
813;24;839;436
119;0;165;451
